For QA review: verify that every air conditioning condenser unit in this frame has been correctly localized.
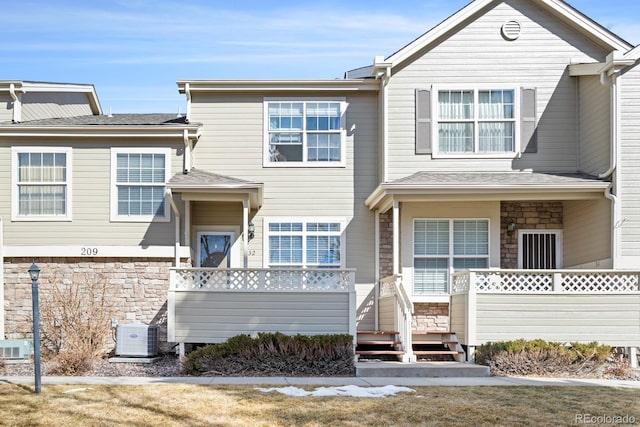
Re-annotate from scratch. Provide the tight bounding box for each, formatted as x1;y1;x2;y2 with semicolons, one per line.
115;323;158;357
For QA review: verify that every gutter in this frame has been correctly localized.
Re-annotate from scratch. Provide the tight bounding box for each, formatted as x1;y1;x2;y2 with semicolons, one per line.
597;51;635;269
9;83;22;123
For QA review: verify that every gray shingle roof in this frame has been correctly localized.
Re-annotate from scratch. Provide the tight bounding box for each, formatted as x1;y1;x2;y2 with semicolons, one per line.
168;168;261;188
9;114;194;126
388;171;607;187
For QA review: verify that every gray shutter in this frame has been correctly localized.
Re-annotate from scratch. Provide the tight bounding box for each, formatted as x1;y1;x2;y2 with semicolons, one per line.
520;88;537;153
415;89;432;154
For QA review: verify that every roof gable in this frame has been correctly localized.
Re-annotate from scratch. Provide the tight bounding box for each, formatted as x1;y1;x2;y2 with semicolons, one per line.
382;0;632;71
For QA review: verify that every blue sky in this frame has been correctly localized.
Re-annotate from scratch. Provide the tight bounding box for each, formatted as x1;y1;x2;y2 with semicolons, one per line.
2;0;638;114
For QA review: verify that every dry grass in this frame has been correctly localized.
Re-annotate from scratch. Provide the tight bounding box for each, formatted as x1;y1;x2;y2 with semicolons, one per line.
0;383;638;426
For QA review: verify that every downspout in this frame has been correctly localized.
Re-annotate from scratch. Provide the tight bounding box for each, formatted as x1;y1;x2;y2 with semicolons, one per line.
373;57;392;183
599;60;623;268
184;83;191;124
183;129;192;174
166;189;181;267
9;83;22;123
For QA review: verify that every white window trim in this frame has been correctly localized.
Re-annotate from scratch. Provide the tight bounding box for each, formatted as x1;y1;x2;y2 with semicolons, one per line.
195;229;239;268
11;146;73;222
110;147;171;223
263;217;347;268
517;229;563;269
431;84;521;159
263;97;347;167
413;218;490;294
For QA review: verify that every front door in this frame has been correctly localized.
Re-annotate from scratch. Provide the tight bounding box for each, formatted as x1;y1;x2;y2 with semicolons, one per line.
197;231;235;268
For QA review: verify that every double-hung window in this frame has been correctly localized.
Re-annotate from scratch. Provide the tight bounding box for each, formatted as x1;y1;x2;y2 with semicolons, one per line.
266;219;344;268
12;147;72;221
264;99;346;166
111;148;170;222
413;219;489;293
437;89;515;154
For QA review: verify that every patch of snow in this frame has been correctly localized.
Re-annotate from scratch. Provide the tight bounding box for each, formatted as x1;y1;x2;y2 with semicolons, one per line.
255;385;415;398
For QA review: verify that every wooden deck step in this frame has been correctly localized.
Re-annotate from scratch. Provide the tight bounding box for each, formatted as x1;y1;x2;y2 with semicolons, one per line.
413;350;464;355
412;331;456;335
413;340;458;345
358;340;402;345
358;330;399;335
356;350;405;356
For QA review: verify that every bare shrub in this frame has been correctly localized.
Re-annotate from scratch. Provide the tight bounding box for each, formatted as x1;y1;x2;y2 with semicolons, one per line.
476;339;618;378
39;272;116;362
44;351;93;376
184;332;354;376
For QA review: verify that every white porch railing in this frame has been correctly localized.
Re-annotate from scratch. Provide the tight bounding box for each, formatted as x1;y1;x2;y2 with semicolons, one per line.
380;274;414;362
450;269;640;366
451;269;640;294
168;268;357;347
170;268;356;292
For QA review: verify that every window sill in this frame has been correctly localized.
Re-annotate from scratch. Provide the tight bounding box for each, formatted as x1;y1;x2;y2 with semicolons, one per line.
263;162;347;168
110;216;170;223
11;216;72;222
431;152;519;160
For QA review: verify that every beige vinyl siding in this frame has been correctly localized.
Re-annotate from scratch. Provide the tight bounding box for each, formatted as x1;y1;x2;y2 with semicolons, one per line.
386;0;609;180
21;92;93;122
169;290;350;343
563;198;611;267
0;94;12;122
0;141;183;246
378;296;396;332
619;63;640;265
191;201;242;227
471;294;640;347
577;76;610;175
188;90;379;313
449;293;467;344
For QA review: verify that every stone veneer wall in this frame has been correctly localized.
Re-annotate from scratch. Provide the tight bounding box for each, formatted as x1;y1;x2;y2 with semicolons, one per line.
500;201;563;268
3;257;175;351
379;210;393;279
412;303;449;332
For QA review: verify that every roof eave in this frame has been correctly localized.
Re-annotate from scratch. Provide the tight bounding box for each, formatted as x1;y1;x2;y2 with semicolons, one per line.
176;79;380;93
366;182;610;211
0;125;201;139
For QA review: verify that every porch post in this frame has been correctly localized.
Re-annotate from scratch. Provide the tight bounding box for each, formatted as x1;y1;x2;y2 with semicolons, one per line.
467;272;477;362
393;200;400;276
374;209;380;331
243;198;249;268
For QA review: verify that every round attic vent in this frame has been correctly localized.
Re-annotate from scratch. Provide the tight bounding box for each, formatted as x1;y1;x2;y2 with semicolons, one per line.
501;20;521;40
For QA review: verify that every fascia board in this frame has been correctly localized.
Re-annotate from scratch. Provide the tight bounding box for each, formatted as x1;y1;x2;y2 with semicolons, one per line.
0;126;201;139
177;80;379;93
623;45;640;61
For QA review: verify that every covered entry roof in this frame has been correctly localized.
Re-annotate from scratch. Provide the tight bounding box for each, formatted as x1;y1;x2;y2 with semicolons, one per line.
365;171;610;212
168;168;263;209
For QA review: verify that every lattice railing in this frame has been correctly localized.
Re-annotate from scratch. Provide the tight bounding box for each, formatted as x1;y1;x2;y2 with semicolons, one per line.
170;268;355;292
452;269;640;294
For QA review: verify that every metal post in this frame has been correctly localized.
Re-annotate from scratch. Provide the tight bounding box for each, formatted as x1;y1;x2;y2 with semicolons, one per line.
28;263;41;394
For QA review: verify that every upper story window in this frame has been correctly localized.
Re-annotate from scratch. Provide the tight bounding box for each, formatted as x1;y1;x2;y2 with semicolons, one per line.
111;148;170;222
264;98;346;166
265;218;345;268
12;147;72;221
438;89;515;154
415;87;537;157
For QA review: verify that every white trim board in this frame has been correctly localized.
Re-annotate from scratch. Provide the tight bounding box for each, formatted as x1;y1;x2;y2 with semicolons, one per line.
3;245;190;258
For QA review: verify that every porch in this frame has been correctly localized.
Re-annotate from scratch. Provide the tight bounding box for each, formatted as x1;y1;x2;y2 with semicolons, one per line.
167;267;357;354
376;269;640;366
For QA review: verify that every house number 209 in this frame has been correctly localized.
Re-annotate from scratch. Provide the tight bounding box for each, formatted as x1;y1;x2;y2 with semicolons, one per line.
81;247;99;256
